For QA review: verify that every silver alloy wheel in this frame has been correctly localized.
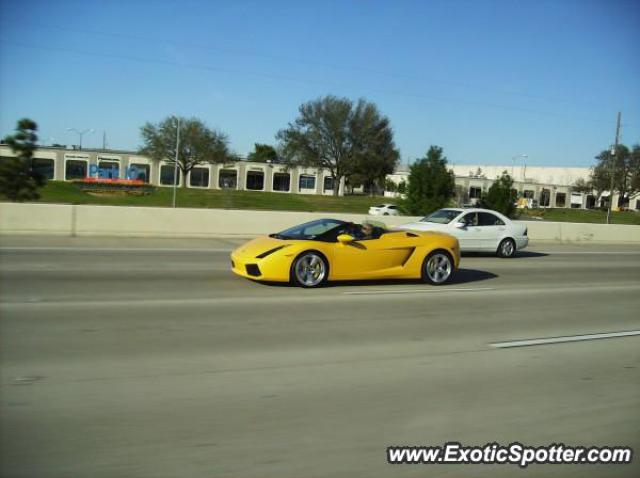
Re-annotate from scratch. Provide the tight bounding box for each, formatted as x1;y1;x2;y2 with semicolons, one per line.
500;239;515;257
425;253;452;284
294;253;326;287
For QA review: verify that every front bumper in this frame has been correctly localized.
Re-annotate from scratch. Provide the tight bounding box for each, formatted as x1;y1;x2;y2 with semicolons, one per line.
230;252;290;282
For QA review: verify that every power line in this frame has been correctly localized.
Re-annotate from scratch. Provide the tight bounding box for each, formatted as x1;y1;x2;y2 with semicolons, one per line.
0;18;624;113
3;40;622;128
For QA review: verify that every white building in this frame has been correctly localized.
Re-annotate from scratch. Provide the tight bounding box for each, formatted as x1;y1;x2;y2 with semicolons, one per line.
387;164;639;211
2;144;638;210
0;145;345;196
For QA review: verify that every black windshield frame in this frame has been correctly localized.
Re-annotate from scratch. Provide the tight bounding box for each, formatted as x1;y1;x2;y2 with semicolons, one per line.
269;219;389;243
270;219;348;242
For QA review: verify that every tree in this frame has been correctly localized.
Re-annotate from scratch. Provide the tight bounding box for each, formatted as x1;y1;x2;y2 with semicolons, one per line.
591;144;640;208
0;118;46;201
351;111;399;195
400;146;455;215
276;95;399;196
478;171;517;218
385;178;397;193
247;143;278;163
571;177;593;193
631;145;640;194
454;184;469;207
140;116;229;187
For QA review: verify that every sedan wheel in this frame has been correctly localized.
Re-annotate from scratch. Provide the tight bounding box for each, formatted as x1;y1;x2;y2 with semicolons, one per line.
292;252;327;287
422;252;453;285
497;238;516;258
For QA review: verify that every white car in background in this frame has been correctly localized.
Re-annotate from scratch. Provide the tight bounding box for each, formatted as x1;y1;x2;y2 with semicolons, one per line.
368;204;399;216
397;208;528;257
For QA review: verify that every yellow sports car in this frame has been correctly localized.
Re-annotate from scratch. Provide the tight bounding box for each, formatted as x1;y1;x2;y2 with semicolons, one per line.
231;219;460;287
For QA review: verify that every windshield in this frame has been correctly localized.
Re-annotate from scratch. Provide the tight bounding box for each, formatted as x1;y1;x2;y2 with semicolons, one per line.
271;219;345;240
420;209;461;224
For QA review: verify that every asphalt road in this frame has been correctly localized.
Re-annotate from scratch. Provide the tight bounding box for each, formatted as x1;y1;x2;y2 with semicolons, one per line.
1;236;639;478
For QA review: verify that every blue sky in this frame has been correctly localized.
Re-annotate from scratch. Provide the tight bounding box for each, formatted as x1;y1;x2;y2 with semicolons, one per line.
0;0;638;167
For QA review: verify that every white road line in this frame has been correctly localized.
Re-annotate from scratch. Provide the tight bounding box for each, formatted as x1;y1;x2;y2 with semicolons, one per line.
2;247;638;254
1;287;496;307
490;330;640;348
537;251;640;255
344;287;495;295
0;247;234;253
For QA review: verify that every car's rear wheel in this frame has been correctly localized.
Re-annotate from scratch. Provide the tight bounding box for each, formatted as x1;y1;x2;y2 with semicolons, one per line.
422;251;453;285
497;238;516;258
291;252;328;287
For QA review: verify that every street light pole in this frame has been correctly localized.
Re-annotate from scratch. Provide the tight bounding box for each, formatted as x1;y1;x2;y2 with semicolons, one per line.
606;112;622;225
511;154;527;180
172;118;181;208
66;128;94;150
511;157;516;177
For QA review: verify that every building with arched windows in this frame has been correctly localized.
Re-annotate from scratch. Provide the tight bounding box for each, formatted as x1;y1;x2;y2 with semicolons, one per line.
386;164;639;211
2;144;638;210
0;145;345;196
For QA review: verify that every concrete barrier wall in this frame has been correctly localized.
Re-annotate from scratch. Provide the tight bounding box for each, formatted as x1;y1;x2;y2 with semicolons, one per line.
1;203;640;243
0;203;74;236
73;205;381;237
514;220;640;244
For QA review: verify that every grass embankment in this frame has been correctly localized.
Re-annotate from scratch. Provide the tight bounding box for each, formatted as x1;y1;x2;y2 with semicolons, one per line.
3;182;639;224
7;181;389;214
517;207;640;225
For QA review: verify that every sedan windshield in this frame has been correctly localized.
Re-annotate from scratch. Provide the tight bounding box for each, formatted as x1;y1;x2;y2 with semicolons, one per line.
271;219;345;240
420;209;461;224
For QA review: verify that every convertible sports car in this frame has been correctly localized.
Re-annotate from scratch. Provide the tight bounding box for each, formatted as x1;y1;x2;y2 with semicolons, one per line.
231;219;460;287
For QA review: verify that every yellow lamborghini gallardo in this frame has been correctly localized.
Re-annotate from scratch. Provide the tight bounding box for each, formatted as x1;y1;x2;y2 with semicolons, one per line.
231;219;460;287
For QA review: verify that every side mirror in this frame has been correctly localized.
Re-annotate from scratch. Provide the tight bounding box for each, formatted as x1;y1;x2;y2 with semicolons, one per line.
337;234;354;244
454;222;466;229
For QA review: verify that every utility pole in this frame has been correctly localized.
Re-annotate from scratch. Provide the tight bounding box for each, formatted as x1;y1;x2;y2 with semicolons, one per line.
67;128;94;150
102;131;107;150
172;117;181;208
606;112;621;224
511;153;527;180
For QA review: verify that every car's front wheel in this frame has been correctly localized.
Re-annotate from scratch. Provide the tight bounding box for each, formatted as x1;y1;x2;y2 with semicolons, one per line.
497;238;516;258
291;252;328;287
422;251;453;285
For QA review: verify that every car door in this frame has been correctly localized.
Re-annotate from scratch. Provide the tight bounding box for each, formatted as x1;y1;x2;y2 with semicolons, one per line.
477;212;506;250
451;212;482;250
386;205;398;215
330;231;413;280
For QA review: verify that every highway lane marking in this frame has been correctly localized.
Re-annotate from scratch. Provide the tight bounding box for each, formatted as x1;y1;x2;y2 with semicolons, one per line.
343;287;496;295
490;330;640;348
537;251;640;255
1;288;498;307
0;246;235;253
2;247;638;255
1;288;496;307
3;284;640;308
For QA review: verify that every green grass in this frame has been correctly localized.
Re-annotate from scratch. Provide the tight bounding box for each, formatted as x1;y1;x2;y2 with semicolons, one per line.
4;182;639;224
2;181;389;214
517;207;640;225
